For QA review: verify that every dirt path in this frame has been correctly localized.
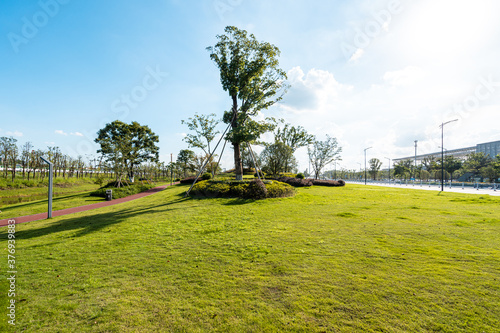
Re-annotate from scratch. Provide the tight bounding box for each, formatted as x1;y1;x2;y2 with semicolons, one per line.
0;183;178;227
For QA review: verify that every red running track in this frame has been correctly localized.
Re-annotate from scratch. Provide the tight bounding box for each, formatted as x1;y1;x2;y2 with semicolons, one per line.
0;183;178;227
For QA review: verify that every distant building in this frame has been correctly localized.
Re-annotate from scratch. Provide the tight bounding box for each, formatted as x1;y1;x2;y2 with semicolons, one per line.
394;140;500;163
477;140;500;158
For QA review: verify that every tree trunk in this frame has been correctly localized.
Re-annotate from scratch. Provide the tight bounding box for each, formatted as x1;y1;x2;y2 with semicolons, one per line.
233;142;243;180
231;95;243;180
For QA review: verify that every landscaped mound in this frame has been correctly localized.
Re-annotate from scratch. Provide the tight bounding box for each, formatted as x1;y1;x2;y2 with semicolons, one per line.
90;181;155;199
190;179;295;199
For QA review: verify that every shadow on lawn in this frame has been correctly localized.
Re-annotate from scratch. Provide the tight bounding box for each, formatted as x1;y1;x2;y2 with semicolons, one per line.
14;197;188;240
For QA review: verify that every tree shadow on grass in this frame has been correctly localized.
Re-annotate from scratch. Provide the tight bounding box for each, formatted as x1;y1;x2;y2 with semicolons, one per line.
14;197;188;240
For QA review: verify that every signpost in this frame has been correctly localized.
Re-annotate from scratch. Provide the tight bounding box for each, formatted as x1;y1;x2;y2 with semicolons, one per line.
40;157;53;218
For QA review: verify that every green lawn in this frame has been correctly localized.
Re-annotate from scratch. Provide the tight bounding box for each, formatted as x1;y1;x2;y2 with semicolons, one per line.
0;184;499;332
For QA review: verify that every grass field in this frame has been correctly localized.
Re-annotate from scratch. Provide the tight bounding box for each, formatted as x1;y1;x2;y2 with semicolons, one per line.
0;184;499;332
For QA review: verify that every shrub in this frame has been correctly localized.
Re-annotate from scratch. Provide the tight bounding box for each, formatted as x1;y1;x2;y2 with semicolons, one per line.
244;179;268;199
296;173;305;179
201;173;212;181
190;180;295;199
312;179;346;187
273;176;313;187
94;177;105;186
266;181;296;198
90;183;155;199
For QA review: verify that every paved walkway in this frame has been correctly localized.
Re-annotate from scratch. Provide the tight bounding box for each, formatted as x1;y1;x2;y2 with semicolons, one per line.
0;183;178;227
347;181;500;196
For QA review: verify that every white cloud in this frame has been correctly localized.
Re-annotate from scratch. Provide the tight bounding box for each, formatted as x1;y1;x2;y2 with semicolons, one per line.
349;48;364;62
6;131;23;137
55;130;68;136
383;66;427;87
71;132;84;137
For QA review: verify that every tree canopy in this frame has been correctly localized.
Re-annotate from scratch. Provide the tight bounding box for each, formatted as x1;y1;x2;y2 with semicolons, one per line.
95;120;159;184
307;136;342;179
207;26;288;179
181;113;220;156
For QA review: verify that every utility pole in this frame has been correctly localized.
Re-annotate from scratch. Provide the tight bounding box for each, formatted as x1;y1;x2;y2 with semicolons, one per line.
170;153;173;186
414;140;418;180
364;147;372;185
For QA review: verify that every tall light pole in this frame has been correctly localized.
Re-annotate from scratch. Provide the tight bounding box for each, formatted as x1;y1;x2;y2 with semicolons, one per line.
414;140;418;180
385;157;391;182
364;146;372;185
40;157;53;219
440;119;458;191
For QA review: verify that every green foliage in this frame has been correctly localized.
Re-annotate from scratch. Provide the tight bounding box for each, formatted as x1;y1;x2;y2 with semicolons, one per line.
369;158;382;180
201;172;212;180
244;179;268;199
207;26;288;178
394;160;412;179
94;177;105;186
463;152;492;173
90;183;155;200
308;135;342;179
190;180;295;199
296;173;305;179
261;141;295;176
176;149;197;177
95;120;159;180
181;113;220;155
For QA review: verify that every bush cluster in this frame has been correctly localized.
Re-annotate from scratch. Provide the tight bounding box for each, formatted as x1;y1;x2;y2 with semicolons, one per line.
244;179;268;199
272;176;313;187
90;183;155;199
201;173;212;180
190;180;295;199
311;179;346;187
296;173;305;179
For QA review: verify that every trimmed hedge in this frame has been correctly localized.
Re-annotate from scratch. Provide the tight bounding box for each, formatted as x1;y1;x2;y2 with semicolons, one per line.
90;183;155;199
190;179;295;199
312;179;346;187
271;176;313;187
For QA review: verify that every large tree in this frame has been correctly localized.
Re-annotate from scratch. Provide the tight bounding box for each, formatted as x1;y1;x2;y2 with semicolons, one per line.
95;120;159;184
207;26;288;180
307;136;342;180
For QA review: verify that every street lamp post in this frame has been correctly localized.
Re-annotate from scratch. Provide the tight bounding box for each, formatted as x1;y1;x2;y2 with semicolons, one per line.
440;119;458;191
385;157;391;183
40;157;53;219
364;147;372;185
414;140;418;180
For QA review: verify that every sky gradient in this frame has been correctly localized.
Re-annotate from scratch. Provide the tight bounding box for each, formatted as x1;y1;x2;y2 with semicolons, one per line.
1;0;500;172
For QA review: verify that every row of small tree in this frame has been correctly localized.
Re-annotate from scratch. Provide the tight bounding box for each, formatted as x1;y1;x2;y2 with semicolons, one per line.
0;137;97;181
366;153;500;182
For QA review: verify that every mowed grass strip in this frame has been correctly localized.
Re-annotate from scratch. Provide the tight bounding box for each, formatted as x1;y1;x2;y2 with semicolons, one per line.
0;184;499;332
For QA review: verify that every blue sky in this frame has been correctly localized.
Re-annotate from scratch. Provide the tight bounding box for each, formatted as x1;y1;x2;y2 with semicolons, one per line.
1;0;500;172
